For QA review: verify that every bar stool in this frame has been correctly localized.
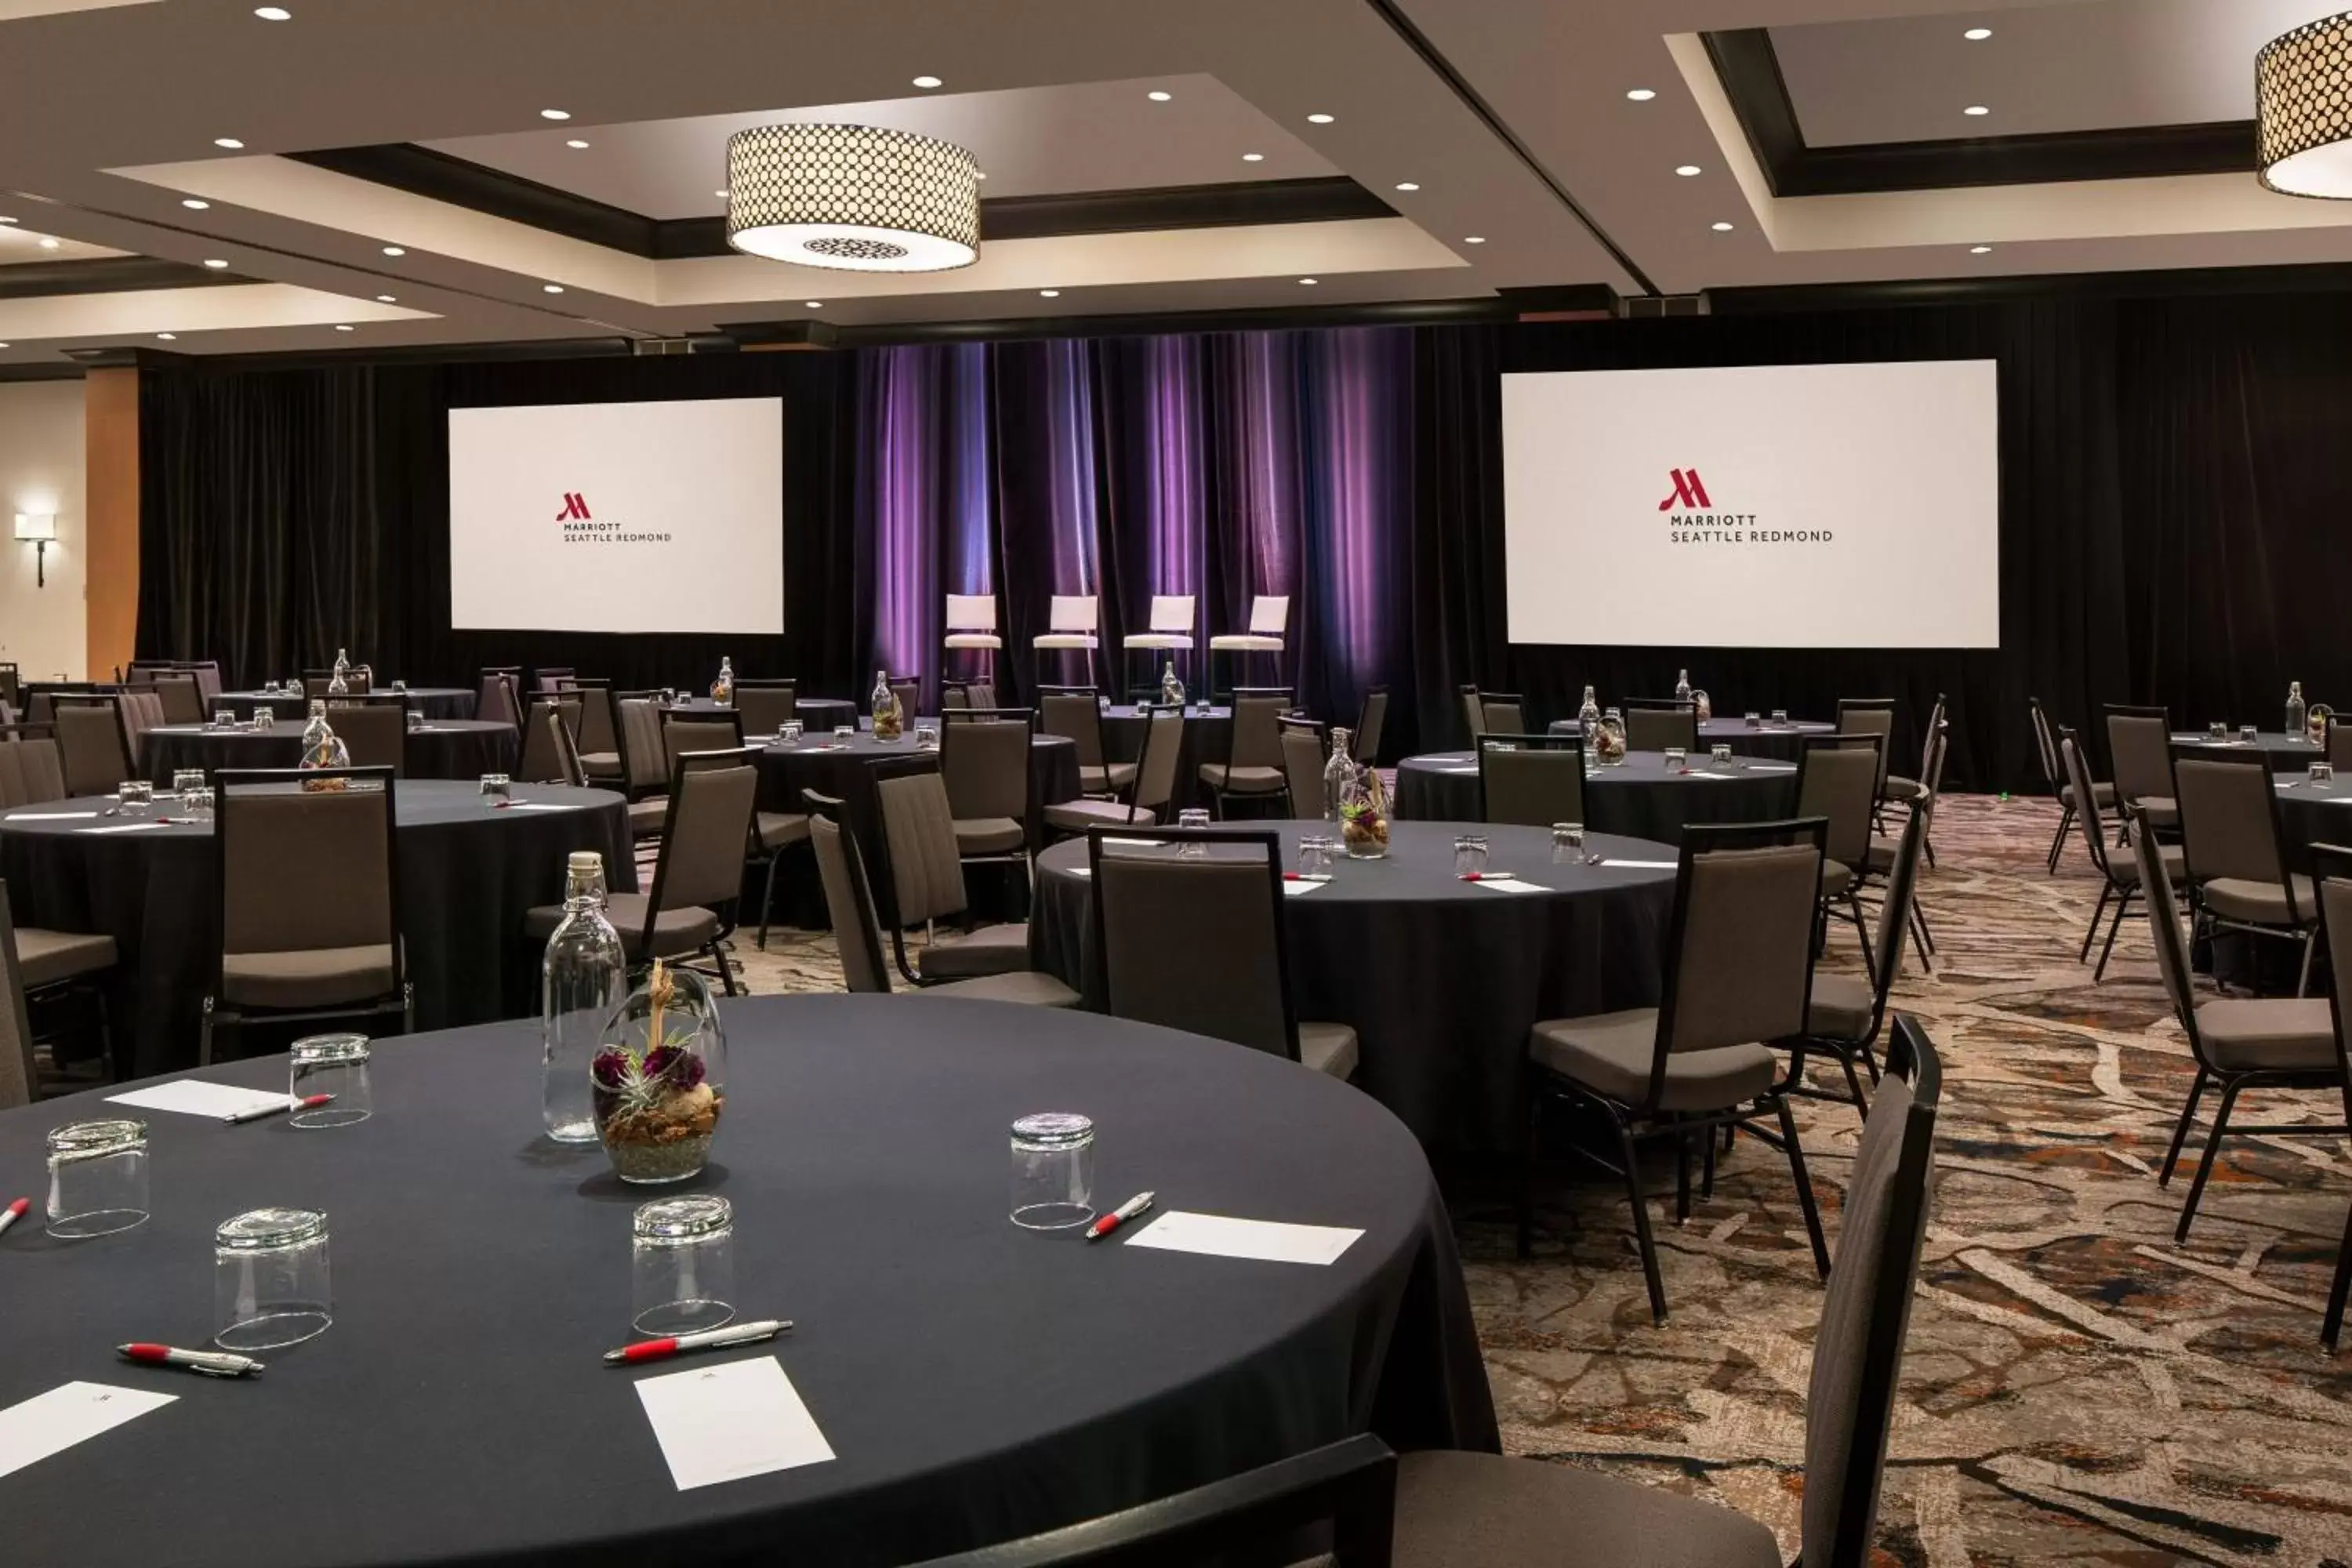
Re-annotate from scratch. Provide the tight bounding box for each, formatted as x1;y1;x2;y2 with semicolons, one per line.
1121;593;1196;700
1033;595;1100;689
942;593;1002;686
1207;594;1290;701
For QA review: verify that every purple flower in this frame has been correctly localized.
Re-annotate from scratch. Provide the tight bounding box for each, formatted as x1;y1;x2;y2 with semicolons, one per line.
643;1045;705;1090
590;1049;633;1090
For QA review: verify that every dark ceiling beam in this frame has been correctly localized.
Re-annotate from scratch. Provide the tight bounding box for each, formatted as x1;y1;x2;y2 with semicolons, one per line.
0;256;255;299
1706;257;2352;313
722;295;1528;348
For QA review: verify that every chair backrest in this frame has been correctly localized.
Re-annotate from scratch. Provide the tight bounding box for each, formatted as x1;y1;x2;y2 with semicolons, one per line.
325;698;408;776
1089;829;1297;1061
213;768;399;967
1148;594;1194;634
1800;1014;1943;1568
1797;733;1883;871
2104;706;2174;806
2172;749;2295;910
735;679;798;735
643;752;760;927
117;691;165;757
477;668;522;727
807;808;893;995
1859;804;1926;1037
534;667;575;693
945;593;997;633
662;710;746;776
1227;691;1290;771
547;702;590;787
1457;685;1484;747
1650;818;1827;1089
51;698;132;796
1915;693;1947;779
1278;718;1325;818
1834;699;1896;794
2131;803;2204;1058
943;709;1033;826
874;771;972;925
2314;846;2352;1088
2027;698;2063;791
0;662;20;710
571;680;619;758
151;673;205;725
1352;687;1388;764
617;698;670;793
1479;693;1526;737
517;698;582;784
1246;594;1290;635
1623;702;1697;753
2332;713;2352;771
1047;595;1098;634
1038;691;1107;770
1131;706;1186;815
2056;731;2122;883
1478;735;1585;828
0;879;36;1110
0;724;66;807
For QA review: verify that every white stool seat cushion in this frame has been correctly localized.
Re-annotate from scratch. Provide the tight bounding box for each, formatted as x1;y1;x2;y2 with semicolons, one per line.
1123;633;1194;650
1033;633;1099;650
1209;633;1285;652
943;633;1003;649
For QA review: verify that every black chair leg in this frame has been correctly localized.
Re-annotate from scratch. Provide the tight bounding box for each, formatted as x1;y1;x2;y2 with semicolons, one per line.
708;940;741;997
2158;1066;2209;1187
1675;1128;1693;1225
1923;830;1937;870
756;851;783;951
1839;1052;1871;1112
1846;893;1878;989
2175;1077;2242;1243
2047;804;2075;873
2080;882;2113;963
2093;887;2136;980
1613;1119;1669;1323
2325;1202;2352;1350
1775;1094;1832;1279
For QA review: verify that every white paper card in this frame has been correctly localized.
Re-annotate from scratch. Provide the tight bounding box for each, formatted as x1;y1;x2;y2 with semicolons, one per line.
5;811;98;821
633;1356;834;1492
1744;764;1798;774
1440;766;1480;775
1601;858;1680;869
80;822;173;834
1099;837;1164;849
108;1080;297;1120
1125;1210;1364;1266
1468;877;1544;895
500;801;572;811
1280;879;1326;897
0;1383;176;1482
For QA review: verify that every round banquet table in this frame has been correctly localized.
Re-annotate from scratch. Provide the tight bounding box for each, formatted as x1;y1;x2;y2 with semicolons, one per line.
0;782;631;1078
2269;770;2352;873
214;687;477;721
1029;820;1677;1154
1393;750;1801;848
670;696;861;734
2172;728;2331;770
139;719;519;786
0;994;1496;1568
1548;714;1834;760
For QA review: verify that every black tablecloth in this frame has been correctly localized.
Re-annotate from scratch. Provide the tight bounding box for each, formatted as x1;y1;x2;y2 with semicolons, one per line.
2269;771;2352;872
0;994;1496;1568
1547;716;1833;760
671;696;861;734
2173;729;2330;770
1393;750;1801;848
216;688;477;721
1031;820;1676;1153
1101;704;1232;811
140;720;519;786
0;782;632;1076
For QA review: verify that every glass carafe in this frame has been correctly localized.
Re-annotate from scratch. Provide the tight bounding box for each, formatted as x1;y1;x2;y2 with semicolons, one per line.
870;669;903;741
297;701;350;786
1338;762;1390;859
2288;681;2307;743
712;657;735;705
1674;669;1692;705
542;851;624;1145
1322;727;1354;826
1595;706;1628;764
328;648;350;696
1160;661;1185;709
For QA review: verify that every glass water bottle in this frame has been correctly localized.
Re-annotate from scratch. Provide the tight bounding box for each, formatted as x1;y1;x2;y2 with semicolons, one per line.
713;657;735;704
1579;685;1601;760
2288;681;2307;742
1160;661;1185;708
1323;727;1354;825
328;648;350;695
1675;669;1693;705
542;851;623;1145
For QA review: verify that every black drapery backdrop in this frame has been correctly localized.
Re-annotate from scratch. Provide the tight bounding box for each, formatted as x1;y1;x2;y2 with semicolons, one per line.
136;286;2352;792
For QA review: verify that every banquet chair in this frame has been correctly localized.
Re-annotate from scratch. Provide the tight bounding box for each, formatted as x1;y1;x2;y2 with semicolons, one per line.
2312;852;2352;1348
1200;689;1293;819
1459;688;1525;743
1624;699;1698;753
943;592;1003;681
2061;731;2183;979
570;680;623;782
1399;1018;1940;1568
1867;717;1947;965
2332;713;2352;773
873;771;1038;985
1278;716;1326;818
1519;816;1835;1322
1835;698;1897;806
532;667;576;695
656;709;804;947
2138;815;2341;1243
1458;684;1486;746
904;1433;1396;1568
1352;686;1389;764
1044;707;1185;835
1477;733;1584;828
516;697;583;785
1040;688;1129;799
0;877;119;1097
2031;695;2111;873
200;767;412;1065
1798;732;1884;981
942;707;1036;874
734;678;798;737
117;689;166;764
303;666;372;697
1207;593;1290;700
0;724;67;806
325;695;408;776
1087;827;1358;1080
1033;594;1101;688
615;697;673;840
661;709;745;775
2105;705;2181;833
2173;746;2319;993
1883;691;1947;865
1800;806;1925;1111
50;696;134;797
528;750;760;994
546;702;590;788
942;680;1000;713
475;667;522;728
805;800;1076;1007
150;673;205;726
1122;593;1196;699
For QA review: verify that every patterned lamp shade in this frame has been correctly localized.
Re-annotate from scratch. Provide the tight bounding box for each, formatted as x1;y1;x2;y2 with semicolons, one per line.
2259;12;2352;198
724;124;981;270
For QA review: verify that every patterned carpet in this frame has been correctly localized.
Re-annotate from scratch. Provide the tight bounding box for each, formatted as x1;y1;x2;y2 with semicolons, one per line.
730;796;2352;1566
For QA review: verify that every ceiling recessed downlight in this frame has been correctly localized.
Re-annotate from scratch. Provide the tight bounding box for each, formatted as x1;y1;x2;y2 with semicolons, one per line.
1969;244;1993;253
376;294;395;303
333;324;354;332
714;189;728;199
0;217;13;224
1395;181;1420;191
1464;235;1486;244
202;258;229;268
539;108;571;121
382;245;405;256
1673;164;1701;176
36;238;57;249
542;283;564;294
1626;88;1657;101
805;302;822;310
1147;90;1172;102
1963;104;1991;116
1298;277;1319;285
1040;289;1061;298
1711;221;1735;231
1307;112;1334;124
253;5;290;16
157;332;176;341
0;344;9;350
565;139;590;149
182;198;211;209
912;75;942;89
1964;27;1992;40
214;137;245;150
725;123;980;271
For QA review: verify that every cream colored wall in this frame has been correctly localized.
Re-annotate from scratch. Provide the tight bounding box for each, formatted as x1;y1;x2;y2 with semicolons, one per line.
0;379;89;683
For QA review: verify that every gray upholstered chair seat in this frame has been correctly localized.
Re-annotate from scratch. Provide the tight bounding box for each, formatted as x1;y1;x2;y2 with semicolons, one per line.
628;797;669;837
1044;797;1156;833
1529;1008;1778;1112
2194;997;2337;1072
14;927;118;989
1885;773;1925;800
942;631;1004;649
2129;794;2180;828
1298;1020;1358;1080
222;943;394;1008
757;811;811;851
579;750;622;778
916;922;1033;980
2059;780;2118;808
1123;632;1193;649
1392;1450;1779;1568
1078;761;1138;795
1033;632;1098;649
1208;633;1284;652
1197;763;1283;793
522;894;719;958
1820;862;1854;898
909;970;1080;1007
953;817;1026;856
2201;873;2314;926
1807;971;1875;1040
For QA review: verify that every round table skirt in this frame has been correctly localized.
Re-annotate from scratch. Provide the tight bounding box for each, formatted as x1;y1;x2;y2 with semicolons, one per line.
2172;730;2332;771
140;720;519;786
1030;819;1677;1153
1548;716;1833;760
0;994;1496;1568
1393;750;1801;847
215;688;477;721
0;781;632;1076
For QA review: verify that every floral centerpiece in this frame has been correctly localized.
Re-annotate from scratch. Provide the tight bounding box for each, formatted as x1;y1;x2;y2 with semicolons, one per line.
1692;689;1712;722
590;958;726;1184
1595;713;1628;764
1338;764;1391;860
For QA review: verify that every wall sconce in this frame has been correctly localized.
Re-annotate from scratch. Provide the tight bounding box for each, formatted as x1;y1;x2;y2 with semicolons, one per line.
14;512;56;587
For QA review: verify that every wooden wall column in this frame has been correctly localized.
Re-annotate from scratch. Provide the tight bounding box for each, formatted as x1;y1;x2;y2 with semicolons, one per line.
84;366;139;681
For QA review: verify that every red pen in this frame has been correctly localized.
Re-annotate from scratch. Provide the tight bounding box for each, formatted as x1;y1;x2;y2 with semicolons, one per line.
223;1094;330;1126
1460;872;1517;882
0;1197;27;1240
604;1318;790;1365
1086;1191;1156;1242
118;1343;263;1377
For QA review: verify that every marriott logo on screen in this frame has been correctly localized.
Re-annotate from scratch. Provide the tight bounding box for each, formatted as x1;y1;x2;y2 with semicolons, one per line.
553;490;671;545
1654;467;1831;546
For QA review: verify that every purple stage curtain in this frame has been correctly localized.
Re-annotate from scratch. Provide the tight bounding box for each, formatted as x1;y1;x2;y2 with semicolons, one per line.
848;328;1414;731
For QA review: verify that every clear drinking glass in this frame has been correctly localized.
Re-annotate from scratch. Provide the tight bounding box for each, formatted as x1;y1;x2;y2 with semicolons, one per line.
1769;709;1790;727
1298;835;1336;878
288;1033;372;1127
1711;744;1734;766
1663;747;1688;771
779;720;804;746
1010;1112;1095;1230
1176;807;1211;857
116;781;152;816
832;724;855;746
631;1195;736;1336
390;680;406;693
1552;822;1586;864
2313;762;2336;786
479;773;512;807
213;1207;332;1351
249;707;272;731
173;768;208;817
1744;711;1762;728
2241;725;2260;745
2209;720;2228;739
45;1119;149;1239
915;723;939;750
1454;834;1490;877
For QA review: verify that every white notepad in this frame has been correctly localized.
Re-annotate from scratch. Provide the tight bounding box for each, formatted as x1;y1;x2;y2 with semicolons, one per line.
108;1080;298;1120
633;1356;834;1492
0;1383;176;1482
1099;837;1164;849
1601;858;1679;869
1280;878;1327;897
1744;764;1798;774
499;801;573;811
1466;876;1543;895
80;821;173;834
1124;1210;1363;1266
1440;766;1480;775
6;811;98;821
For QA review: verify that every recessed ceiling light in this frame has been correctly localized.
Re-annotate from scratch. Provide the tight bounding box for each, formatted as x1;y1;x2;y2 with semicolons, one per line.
1307;112;1334;124
382;245;405;256
1970;244;1993;253
976;171;988;180
1627;89;1657;101
157;332;176;341
1964;27;1992;41
1298;277;1319;285
1147;90;1172;102
1040;289;1061;298
36;238;57;250
804;302;822;310
182;198;212;209
714;189;728;199
912;74;942;89
1963;104;1990;116
1711;221;1735;231
1395;181;1420;191
376;294;396;303
0;344;10;350
333;324;354;332
539;108;571;121
542;283;564;294
253;5;290;17
1242;152;1265;162
1464;235;1486;244
202;257;229;268
0;217;13;224
1673;165;1701;177
214;137;245;150
565;139;590;150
